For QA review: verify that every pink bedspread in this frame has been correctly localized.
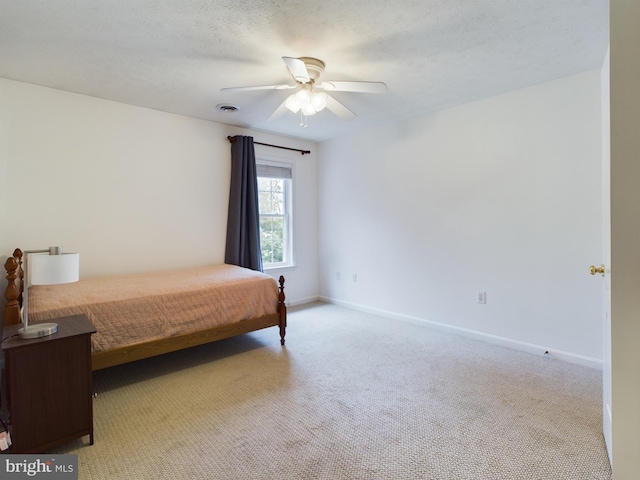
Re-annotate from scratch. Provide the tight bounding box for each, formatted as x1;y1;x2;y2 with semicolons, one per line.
28;264;279;353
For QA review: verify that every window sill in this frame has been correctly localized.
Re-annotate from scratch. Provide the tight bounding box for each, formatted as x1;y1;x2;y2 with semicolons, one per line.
264;264;296;272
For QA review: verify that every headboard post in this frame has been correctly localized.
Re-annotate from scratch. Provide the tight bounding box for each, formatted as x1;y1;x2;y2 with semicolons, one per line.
13;248;24;306
4;253;21;326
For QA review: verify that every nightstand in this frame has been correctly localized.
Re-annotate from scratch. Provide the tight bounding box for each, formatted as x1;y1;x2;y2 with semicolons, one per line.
1;314;96;453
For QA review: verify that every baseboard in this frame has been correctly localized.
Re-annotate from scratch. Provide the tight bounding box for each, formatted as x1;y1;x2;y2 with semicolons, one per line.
319;296;602;370
287;295;320;307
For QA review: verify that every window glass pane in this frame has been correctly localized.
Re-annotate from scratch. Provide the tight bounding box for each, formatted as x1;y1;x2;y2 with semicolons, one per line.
257;162;292;267
258;190;271;213
258;178;285;215
260;216;284;264
273;191;284;214
260;217;274;264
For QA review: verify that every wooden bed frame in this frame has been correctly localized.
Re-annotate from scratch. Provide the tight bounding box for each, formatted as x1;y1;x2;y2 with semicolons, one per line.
3;248;287;371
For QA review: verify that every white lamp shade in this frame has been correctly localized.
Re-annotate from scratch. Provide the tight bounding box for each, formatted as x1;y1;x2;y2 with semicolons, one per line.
30;253;80;285
301;104;316;116
285;94;301;113
294;89;311;107
311;91;328;111
285;89;327;116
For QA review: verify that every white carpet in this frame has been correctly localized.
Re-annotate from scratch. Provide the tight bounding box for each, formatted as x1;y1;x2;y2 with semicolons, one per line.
52;302;612;479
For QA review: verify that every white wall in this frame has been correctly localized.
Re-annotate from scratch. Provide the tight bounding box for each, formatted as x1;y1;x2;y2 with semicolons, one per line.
318;70;603;365
0;78;318;307
0;82;8;262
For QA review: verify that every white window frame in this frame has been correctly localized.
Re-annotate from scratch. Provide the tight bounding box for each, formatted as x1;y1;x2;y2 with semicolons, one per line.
257;159;294;269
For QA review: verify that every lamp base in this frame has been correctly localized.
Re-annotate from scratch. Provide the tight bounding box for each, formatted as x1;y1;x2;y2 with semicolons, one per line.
18;322;58;339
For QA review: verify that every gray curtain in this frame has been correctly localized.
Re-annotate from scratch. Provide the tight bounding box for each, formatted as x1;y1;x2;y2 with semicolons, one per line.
225;135;263;272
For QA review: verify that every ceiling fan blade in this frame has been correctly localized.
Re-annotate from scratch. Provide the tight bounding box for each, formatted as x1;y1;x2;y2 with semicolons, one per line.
282;57;311;83
326;95;357;121
267;98;290;121
319;81;388;94
221;84;296;92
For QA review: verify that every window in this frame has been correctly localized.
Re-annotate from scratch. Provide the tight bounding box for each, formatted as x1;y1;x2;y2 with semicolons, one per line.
257;162;293;268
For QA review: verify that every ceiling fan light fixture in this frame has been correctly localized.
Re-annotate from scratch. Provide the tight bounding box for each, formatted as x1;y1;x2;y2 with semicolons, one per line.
295;89;311;106
223;55;388;126
301;104;316;116
285;89;327;116
285;94;301;113
311;91;328;112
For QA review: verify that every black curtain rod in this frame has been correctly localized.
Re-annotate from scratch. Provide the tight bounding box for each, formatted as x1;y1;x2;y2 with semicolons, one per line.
227;136;310;155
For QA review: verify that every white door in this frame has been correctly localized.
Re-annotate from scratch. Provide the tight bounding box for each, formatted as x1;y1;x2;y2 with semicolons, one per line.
608;1;640;474
599;47;612;463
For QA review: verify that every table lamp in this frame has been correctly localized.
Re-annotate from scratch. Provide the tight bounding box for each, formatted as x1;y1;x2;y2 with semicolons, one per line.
19;246;79;339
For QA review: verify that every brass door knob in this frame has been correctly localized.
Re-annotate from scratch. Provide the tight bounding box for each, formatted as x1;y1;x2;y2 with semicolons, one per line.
590;264;605;276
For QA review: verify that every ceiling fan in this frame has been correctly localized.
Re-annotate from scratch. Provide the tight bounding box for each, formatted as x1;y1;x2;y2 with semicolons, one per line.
221;56;387;127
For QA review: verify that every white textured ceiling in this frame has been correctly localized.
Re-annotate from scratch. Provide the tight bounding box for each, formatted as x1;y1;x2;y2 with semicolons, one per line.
0;0;609;142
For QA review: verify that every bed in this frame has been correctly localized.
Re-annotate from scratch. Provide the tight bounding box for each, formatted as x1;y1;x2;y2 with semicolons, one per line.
3;248;286;370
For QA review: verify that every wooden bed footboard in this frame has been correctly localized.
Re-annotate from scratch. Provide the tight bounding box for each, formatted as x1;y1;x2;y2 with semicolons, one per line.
3;248;287;370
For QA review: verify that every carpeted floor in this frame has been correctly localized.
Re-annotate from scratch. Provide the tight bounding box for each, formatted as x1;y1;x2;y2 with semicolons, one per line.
51;302;612;479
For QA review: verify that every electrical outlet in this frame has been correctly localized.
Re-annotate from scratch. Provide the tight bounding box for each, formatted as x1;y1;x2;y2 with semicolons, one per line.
477;291;486;304
352;273;358;283
336;272;341;280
